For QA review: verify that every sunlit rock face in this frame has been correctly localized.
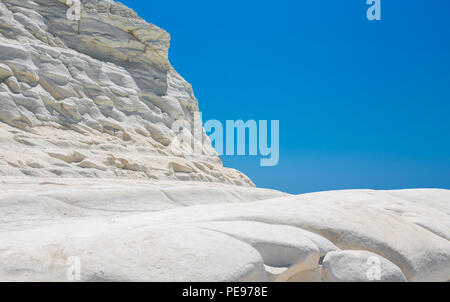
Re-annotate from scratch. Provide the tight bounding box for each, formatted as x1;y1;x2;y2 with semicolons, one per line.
0;1;449;283
0;0;253;186
0;183;449;282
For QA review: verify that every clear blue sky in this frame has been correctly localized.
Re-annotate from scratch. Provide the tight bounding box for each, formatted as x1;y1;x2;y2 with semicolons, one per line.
121;0;450;194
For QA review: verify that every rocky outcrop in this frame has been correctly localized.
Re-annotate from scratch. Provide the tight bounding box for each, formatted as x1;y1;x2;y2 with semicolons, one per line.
0;1;449;283
0;0;252;186
0;180;449;282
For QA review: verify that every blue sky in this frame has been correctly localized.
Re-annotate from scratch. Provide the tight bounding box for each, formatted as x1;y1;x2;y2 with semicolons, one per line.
121;0;450;194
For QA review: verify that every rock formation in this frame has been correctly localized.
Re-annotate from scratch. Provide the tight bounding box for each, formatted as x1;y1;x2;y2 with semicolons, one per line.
0;0;252;186
0;0;449;282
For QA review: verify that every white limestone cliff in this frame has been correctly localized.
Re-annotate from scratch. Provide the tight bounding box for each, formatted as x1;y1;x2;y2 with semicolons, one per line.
0;0;253;186
0;0;449;282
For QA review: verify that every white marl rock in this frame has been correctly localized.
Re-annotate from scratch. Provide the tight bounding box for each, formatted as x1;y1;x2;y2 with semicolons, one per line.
0;0;449;283
0;178;449;282
0;0;252;186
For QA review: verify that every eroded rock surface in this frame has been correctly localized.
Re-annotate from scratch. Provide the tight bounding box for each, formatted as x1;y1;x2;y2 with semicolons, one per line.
0;1;449;283
0;0;252;186
0;180;449;282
